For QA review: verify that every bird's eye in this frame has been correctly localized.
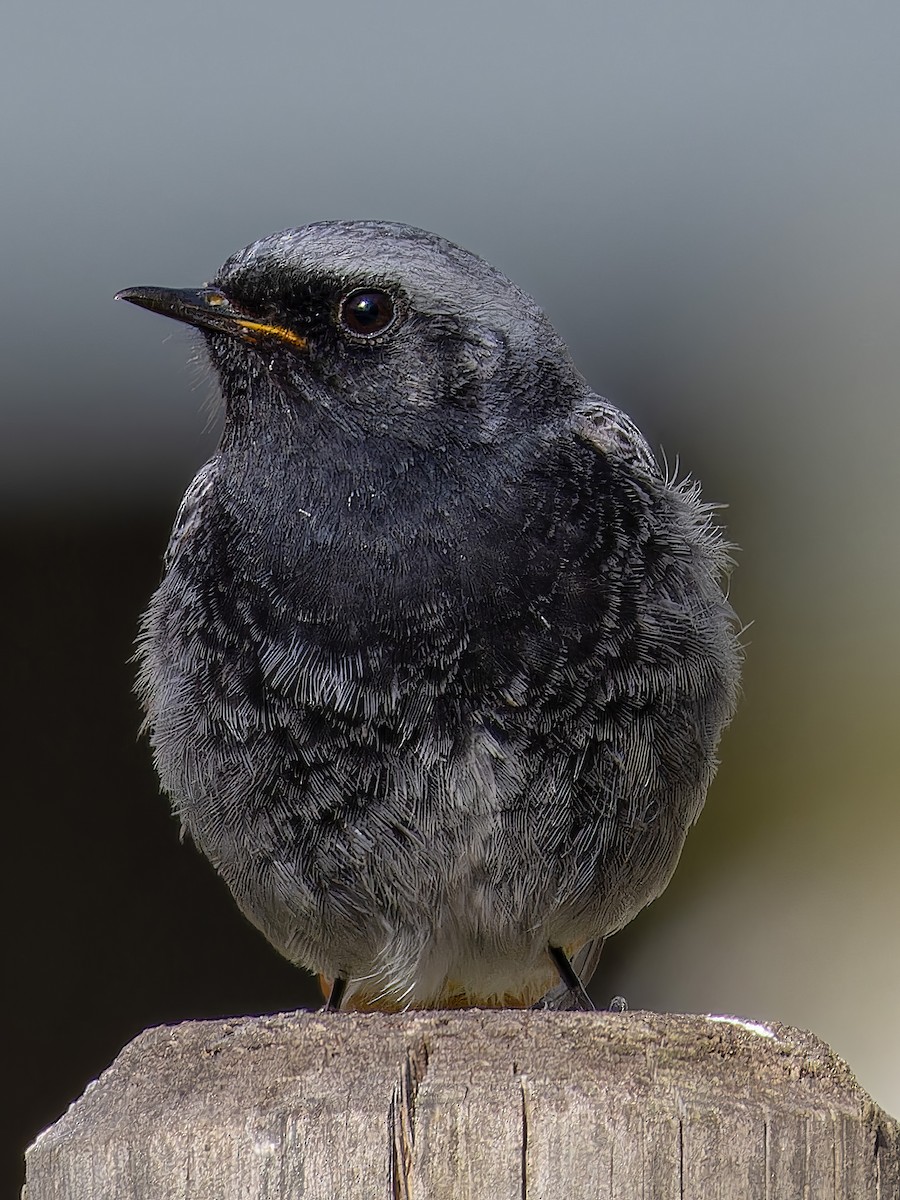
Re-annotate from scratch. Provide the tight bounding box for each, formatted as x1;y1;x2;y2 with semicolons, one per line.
338;289;397;338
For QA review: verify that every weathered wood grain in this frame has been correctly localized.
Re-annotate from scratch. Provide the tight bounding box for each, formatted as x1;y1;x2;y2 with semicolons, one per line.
23;1010;900;1199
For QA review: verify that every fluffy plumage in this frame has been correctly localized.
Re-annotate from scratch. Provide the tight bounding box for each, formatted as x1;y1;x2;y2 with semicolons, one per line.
123;221;741;1009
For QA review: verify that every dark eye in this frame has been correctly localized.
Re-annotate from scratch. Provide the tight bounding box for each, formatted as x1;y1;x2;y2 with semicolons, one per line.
339;289;397;337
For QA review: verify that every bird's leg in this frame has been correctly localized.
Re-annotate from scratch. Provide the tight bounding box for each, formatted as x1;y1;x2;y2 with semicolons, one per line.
321;976;348;1012
545;944;595;1010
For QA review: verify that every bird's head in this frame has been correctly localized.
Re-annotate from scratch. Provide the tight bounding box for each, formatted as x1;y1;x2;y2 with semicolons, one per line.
116;221;583;454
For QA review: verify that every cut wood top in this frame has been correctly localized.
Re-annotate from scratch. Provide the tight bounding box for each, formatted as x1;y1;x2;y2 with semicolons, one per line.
25;1010;900;1200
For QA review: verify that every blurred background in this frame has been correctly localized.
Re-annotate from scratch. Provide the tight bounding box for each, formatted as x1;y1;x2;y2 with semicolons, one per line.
4;0;899;1190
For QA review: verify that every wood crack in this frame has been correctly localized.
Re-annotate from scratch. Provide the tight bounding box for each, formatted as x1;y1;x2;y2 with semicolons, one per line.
390;1038;429;1199
519;1074;529;1200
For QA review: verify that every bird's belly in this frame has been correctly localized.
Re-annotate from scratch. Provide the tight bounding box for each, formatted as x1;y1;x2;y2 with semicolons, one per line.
146;577;712;1008
191;761;689;1010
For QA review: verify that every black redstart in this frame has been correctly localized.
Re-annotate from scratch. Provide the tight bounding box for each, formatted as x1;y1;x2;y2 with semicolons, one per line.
117;221;741;1010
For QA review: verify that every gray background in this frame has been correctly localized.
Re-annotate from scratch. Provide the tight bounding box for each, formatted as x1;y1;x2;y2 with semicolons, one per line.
4;0;899;1188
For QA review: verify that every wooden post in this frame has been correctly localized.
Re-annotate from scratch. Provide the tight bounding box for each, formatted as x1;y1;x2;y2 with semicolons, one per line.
24;1010;899;1199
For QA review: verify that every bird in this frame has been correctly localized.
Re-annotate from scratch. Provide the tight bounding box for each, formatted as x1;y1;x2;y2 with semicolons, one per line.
117;220;741;1012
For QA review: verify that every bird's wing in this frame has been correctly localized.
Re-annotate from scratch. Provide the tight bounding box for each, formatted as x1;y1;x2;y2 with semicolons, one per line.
574;394;660;477
164;458;220;571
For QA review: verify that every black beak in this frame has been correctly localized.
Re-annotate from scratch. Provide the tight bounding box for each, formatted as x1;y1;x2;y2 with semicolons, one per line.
115;286;308;349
